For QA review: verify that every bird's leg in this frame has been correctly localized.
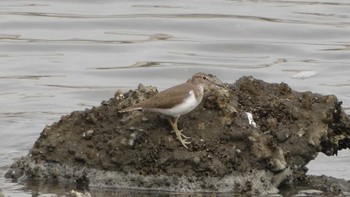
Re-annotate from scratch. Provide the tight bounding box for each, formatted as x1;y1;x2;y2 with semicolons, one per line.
173;117;191;139
167;117;190;139
167;117;191;148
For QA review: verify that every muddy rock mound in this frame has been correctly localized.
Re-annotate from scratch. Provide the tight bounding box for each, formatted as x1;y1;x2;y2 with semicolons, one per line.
5;76;350;195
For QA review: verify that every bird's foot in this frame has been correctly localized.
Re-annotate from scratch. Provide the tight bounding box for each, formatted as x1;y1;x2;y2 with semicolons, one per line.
174;128;191;148
171;129;191;139
167;117;191;148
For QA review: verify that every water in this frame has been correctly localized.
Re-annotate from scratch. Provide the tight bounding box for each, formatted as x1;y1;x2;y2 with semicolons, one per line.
1;0;350;196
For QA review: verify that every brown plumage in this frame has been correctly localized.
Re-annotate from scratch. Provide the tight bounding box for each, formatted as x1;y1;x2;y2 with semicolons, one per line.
121;77;203;113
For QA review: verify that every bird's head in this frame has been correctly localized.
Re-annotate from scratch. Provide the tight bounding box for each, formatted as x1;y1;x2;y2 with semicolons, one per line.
191;72;224;88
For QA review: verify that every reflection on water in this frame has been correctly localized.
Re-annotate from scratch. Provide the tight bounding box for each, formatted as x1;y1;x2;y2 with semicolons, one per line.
19;180;223;197
1;0;350;196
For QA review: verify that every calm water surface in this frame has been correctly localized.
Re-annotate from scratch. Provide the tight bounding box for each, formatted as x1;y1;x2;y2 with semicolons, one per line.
1;0;350;196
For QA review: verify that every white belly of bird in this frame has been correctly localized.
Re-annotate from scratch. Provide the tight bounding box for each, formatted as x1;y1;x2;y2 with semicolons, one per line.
150;90;201;118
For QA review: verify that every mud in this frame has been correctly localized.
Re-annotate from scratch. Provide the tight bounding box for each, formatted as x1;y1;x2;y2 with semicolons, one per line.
5;76;350;195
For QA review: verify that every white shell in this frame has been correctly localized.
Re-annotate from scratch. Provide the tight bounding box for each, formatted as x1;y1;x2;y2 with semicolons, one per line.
246;112;257;128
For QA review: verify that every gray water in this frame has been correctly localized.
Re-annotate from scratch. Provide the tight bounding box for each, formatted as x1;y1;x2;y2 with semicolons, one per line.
1;0;350;196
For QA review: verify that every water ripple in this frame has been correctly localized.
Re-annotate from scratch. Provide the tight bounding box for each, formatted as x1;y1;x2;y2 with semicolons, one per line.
1;12;349;27
93;58;286;70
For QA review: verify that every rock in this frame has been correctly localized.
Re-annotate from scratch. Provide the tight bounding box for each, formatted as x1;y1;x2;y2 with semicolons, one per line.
141;117;149;122
82;129;94;140
114;89;124;101
66;190;91;197
296;175;350;194
5;76;350;195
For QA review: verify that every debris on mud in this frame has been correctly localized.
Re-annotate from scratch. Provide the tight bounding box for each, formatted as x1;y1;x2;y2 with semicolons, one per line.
5;76;350;195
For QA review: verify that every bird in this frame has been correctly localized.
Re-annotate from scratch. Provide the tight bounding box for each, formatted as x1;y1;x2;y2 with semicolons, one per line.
119;72;223;148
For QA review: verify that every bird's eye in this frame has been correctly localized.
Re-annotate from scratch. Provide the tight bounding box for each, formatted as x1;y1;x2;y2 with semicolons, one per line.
203;76;207;80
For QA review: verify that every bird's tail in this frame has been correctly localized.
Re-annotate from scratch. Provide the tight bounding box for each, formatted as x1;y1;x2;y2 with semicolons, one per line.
118;106;142;113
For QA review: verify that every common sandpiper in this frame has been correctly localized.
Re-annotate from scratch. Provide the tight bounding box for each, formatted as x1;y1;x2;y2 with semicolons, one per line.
119;72;223;148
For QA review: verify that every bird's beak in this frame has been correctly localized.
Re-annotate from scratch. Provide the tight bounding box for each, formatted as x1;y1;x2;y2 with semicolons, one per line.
208;74;224;87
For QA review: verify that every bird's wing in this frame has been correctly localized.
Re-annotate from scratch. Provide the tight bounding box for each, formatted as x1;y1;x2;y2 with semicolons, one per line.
134;82;193;109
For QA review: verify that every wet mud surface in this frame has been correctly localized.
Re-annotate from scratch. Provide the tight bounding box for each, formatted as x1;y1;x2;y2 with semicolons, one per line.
5;76;350;195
